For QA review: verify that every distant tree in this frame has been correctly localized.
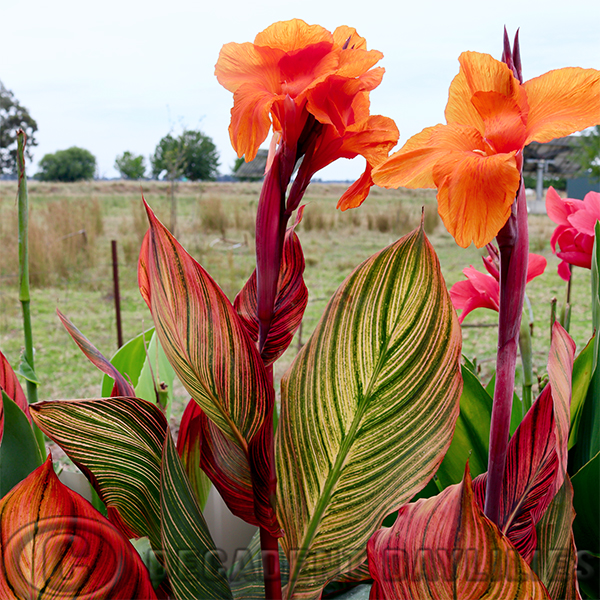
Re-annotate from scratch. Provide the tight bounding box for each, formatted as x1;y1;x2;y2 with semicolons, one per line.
232;156;245;174
0;81;38;175
574;126;600;182
36;147;96;182
115;151;146;180
151;129;219;181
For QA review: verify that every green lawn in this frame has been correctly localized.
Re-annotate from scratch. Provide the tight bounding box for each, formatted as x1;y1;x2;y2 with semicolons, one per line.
0;180;593;425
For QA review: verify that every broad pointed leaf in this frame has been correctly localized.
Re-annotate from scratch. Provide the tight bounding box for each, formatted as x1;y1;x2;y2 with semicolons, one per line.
58;309;135;397
161;430;233;600
367;467;550;599
568;335;595;450
472;323;576;562
0;350;30;444
276;226;463;599
0;457;157;599
0;392;43;498
435;365;492;488
176;398;212;509
234;210;308;366
101;328;154;397
30;397;167;551
571;451;600;557
138;201;279;535
135;330;176;416
534;476;581;600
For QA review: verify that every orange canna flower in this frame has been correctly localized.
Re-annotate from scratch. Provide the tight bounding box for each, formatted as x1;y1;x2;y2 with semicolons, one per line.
373;51;600;248
215;19;398;208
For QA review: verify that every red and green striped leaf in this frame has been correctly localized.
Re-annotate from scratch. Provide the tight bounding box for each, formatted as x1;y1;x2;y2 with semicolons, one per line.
534;476;581;600
176;399;212;509
57;309;136;397
0;350;30;443
234;210;308;366
30;397;167;551
276;225;463;599
0;457;157;599
472;324;576;563
367;467;550;599
161;431;232;600
138;201;279;535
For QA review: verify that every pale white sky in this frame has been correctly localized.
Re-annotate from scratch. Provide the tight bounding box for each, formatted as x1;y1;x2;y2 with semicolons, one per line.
2;0;599;181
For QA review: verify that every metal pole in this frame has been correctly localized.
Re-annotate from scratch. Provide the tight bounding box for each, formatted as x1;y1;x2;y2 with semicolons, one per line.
111;240;123;348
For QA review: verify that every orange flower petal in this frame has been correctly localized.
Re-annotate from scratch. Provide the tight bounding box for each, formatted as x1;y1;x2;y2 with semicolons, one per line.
337;164;374;210
524;67;600;144
340;114;399;166
228;84;275;160
332;26;368;50
215;42;281;94
445;52;526;132
471;90;527;153
254;19;332;52
433;151;519;248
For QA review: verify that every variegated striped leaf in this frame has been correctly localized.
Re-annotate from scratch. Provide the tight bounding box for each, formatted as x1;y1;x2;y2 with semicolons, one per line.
234;209;308;366
0;350;31;443
472;323;576;563
534;476;581;600
139;201;279;535
177;398;212;509
161;430;232;600
0;456;157;599
30;397;167;551
57;309;136;397
276;225;463;599
367;467;550;599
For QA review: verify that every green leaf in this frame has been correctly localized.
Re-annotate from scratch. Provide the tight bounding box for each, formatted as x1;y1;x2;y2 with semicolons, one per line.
568;335;595;449
160;431;233;600
571;451;600;557
30;397;167;552
17;355;39;385
0;391;43;497
135;331;176;418
100;328;154;397
276;226;463;598
435;365;491;488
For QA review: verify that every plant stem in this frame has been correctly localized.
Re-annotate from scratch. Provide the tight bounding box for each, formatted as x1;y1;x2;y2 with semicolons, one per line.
17;131;46;458
484;180;529;525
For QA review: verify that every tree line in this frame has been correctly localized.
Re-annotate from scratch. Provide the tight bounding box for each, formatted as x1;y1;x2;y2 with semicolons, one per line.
1;80;598;183
0;82;220;182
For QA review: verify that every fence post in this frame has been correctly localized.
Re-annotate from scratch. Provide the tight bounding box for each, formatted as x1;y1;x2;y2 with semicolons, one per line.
111;240;123;348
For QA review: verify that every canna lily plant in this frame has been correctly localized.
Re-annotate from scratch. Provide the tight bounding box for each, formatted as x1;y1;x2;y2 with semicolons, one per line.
1;19;600;600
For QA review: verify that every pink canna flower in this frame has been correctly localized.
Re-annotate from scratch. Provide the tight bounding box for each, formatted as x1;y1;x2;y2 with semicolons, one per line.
451;252;547;323
546;186;599;280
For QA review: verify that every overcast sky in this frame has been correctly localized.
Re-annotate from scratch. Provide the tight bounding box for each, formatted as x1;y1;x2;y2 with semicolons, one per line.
2;0;599;181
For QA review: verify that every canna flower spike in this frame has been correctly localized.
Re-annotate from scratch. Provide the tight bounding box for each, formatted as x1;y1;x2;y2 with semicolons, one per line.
373;31;600;248
215;19;398;211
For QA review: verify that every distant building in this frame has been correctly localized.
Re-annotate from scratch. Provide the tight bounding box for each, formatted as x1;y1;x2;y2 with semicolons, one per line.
234;149;268;181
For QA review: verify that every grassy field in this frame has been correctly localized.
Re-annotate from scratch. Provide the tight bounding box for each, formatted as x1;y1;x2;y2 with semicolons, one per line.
0;180;593;427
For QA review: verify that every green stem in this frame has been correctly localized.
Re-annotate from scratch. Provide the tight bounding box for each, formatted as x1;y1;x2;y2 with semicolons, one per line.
17;131;46;459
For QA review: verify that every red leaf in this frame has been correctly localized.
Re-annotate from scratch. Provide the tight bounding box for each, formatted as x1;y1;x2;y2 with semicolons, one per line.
0;350;30;443
57;310;135;397
138;200;280;535
0;457;156;599
368;466;550;599
234;207;308;365
472;322;576;562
